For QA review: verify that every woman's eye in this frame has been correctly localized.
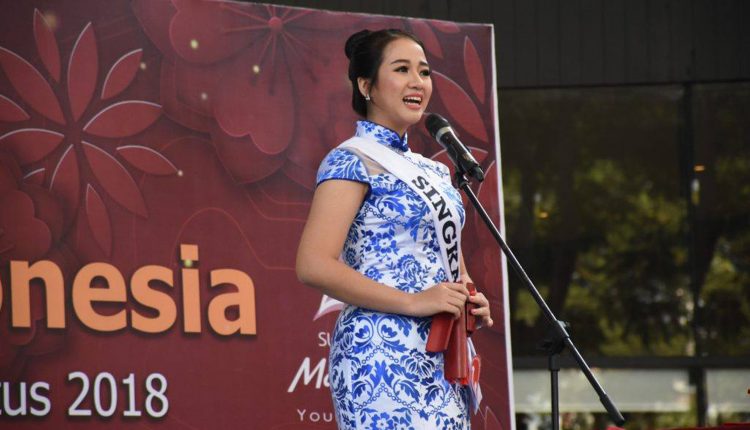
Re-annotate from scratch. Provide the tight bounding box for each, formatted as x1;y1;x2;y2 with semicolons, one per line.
395;66;408;72
420;69;431;77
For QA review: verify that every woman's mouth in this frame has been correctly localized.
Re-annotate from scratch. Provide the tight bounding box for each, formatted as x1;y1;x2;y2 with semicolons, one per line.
403;95;423;109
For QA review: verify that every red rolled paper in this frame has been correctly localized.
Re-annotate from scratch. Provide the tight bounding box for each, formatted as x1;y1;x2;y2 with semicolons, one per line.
426;312;454;352
444;304;469;383
425;283;479;385
466;283;477;334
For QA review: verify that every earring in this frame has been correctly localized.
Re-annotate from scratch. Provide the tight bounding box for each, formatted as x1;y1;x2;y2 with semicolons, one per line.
365;94;371;101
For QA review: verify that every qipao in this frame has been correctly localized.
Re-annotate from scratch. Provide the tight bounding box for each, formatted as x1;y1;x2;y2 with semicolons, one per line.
316;120;469;429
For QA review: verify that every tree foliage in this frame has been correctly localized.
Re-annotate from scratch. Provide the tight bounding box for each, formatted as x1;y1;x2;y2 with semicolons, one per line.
499;83;750;358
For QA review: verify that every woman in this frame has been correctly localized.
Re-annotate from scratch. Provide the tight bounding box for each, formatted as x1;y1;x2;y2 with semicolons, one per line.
296;29;493;429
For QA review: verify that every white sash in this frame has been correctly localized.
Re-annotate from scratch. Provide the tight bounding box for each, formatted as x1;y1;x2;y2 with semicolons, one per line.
340;137;462;282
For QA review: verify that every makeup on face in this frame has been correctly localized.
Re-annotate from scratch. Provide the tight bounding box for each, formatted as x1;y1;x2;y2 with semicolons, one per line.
366;38;432;136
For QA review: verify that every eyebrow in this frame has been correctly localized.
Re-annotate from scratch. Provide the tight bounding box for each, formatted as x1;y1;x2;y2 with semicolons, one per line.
390;59;430;67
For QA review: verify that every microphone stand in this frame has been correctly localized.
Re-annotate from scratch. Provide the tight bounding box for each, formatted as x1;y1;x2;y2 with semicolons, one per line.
454;170;626;429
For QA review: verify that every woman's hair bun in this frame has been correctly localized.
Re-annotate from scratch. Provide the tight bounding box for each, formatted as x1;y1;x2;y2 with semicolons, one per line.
344;29;371;59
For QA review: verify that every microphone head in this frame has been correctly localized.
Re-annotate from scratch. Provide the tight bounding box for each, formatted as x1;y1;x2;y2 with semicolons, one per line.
425;113;450;138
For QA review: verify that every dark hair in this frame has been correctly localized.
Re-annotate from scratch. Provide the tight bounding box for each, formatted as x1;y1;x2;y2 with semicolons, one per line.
344;29;426;117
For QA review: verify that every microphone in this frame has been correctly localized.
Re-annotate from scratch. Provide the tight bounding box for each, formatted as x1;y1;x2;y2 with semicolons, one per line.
425;113;484;182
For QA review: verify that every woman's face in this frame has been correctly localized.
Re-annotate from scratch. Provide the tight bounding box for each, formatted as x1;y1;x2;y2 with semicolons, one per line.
364;37;432;136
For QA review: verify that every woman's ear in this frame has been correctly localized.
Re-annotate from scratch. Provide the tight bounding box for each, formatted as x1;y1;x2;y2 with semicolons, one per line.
357;77;371;99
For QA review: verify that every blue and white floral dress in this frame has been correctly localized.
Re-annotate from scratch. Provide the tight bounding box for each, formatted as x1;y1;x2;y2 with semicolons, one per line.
316;120;469;429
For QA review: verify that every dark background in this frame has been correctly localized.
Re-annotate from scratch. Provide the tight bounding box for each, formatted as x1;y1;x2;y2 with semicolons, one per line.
266;0;749;87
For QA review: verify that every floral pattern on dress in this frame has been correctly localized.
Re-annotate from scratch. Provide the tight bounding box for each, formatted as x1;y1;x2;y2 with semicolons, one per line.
316;120;469;429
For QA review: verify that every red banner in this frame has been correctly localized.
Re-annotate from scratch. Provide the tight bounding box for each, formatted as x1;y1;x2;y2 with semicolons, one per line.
0;0;512;428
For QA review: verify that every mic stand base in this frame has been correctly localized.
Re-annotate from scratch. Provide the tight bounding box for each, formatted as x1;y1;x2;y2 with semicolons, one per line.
541;321;570;430
551;353;560;430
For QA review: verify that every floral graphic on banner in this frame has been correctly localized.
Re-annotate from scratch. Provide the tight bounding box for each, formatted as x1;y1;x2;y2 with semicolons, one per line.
0;9;177;259
0;8;175;380
133;0;360;188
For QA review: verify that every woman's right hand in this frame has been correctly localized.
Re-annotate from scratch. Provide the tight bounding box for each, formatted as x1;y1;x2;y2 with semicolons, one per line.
409;282;470;318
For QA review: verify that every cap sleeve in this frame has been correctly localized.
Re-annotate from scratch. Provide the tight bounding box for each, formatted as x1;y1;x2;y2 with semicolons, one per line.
316;148;370;186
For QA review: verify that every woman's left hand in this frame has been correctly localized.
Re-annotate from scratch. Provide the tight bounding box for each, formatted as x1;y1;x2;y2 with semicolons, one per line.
468;292;493;328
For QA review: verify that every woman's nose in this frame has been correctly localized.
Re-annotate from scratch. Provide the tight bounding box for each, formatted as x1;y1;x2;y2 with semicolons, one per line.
409;72;425;88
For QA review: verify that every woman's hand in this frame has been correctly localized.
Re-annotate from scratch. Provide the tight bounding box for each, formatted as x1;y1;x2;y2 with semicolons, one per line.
408;282;469;318
468;292;493;328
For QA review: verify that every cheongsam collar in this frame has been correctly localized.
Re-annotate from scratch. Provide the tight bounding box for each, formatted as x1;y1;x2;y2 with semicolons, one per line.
355;120;409;153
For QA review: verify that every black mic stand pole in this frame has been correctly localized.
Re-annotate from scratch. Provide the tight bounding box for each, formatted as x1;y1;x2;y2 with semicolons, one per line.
454;170;626;429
